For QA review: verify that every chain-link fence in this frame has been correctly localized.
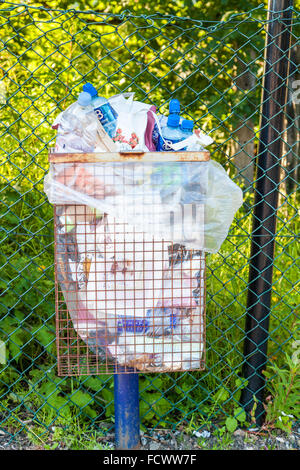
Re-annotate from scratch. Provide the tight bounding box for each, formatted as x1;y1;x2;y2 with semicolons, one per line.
0;2;299;445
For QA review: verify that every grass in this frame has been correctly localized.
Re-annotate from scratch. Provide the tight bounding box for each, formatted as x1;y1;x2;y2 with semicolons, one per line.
27;417;114;450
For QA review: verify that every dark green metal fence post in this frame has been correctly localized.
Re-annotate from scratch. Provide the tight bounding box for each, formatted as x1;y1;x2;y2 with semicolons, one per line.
240;0;294;425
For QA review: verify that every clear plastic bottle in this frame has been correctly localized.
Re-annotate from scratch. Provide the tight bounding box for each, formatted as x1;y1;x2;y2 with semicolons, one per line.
157;114;182;151
83;82;117;138
180;119;194;150
53;91;100;152
180;119;194;137
56;91;93;129
115;308;180;337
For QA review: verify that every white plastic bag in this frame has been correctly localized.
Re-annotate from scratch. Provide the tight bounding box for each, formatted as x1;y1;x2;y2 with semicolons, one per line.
45;159;243;253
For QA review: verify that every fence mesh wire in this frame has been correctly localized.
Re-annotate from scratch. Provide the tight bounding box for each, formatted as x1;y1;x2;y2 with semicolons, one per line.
0;2;299;444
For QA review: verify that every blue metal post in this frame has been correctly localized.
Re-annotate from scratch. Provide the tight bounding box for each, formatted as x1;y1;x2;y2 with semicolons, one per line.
114;371;140;449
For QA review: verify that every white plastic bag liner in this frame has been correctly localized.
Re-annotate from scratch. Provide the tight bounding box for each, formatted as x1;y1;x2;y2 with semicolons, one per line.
44;159;243;253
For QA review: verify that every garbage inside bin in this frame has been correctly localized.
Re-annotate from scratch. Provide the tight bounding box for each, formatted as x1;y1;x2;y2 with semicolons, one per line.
52;86;214;153
46;85;243;375
55;203;205;373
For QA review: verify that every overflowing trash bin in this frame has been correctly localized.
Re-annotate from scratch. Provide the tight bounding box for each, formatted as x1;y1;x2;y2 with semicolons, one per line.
44;85;243;376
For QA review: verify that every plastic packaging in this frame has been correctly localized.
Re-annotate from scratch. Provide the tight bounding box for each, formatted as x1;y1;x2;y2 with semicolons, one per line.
52;92;212;154
45;159;243;253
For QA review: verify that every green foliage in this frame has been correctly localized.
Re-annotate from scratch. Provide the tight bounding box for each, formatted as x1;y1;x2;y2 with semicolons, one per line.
0;0;270;190
263;346;300;433
28;414;113;449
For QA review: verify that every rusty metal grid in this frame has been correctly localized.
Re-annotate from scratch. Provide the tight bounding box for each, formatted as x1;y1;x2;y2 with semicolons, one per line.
53;159;206;376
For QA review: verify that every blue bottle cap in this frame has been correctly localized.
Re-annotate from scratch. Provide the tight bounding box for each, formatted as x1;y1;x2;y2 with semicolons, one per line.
169;99;180;114
77;91;92;106
181;119;194;130
167;114;180;127
82;82;98;97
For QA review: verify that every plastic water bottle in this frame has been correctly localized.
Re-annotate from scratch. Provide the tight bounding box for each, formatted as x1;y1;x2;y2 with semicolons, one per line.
115;308;180;337
180;119;194;150
53;91;100;152
156;99;181;151
156;98;180;132
181;119;194;136
58;91;93;127
83;82;118;138
157;114;182;151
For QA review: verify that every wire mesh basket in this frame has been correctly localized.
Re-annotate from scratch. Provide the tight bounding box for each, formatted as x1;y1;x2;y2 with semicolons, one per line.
51;151;207;375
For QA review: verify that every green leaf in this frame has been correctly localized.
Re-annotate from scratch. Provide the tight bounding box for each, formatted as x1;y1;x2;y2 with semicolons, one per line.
84;405;98;418
234;406;246;423
225;416;238;433
212;387;229;403
32;325;55;353
71;390;93;408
